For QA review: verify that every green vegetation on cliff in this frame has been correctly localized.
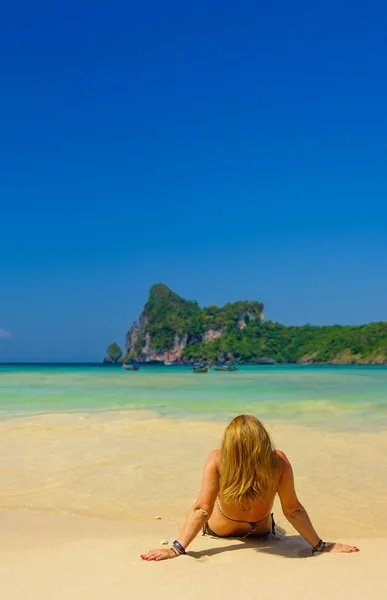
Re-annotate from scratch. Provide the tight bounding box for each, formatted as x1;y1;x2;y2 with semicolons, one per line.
183;320;387;364
143;284;263;350
143;284;201;349
110;284;387;364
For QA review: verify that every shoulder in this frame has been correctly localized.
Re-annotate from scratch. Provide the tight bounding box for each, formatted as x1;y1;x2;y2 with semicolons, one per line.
274;449;292;475
206;449;221;470
208;448;221;463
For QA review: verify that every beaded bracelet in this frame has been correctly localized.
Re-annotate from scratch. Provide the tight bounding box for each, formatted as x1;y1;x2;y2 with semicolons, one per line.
312;539;326;554
172;540;186;555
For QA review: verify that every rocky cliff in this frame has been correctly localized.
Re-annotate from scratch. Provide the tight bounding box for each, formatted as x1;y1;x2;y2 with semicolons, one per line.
123;283;264;363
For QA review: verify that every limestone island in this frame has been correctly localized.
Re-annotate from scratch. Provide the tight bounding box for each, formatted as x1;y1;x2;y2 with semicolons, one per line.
104;284;387;365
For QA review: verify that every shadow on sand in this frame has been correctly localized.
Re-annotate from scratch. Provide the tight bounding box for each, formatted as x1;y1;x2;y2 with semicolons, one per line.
189;534;314;560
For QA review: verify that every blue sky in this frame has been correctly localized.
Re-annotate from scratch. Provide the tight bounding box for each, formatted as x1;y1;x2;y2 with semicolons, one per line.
1;0;386;361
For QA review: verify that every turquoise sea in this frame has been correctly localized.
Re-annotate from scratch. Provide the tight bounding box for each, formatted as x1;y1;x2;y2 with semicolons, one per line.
1;364;386;429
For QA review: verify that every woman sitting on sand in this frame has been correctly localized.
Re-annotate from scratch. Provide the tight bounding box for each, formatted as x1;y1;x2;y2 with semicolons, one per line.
142;415;359;561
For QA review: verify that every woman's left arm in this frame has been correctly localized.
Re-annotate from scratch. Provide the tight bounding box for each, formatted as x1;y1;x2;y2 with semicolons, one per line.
141;451;220;561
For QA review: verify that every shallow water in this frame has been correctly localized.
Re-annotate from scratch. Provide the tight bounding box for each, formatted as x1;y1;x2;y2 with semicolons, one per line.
1;364;386;428
1;364;386;530
0;412;386;536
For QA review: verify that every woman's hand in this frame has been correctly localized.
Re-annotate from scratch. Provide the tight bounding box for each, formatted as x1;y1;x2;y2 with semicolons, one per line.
322;542;359;553
141;548;179;561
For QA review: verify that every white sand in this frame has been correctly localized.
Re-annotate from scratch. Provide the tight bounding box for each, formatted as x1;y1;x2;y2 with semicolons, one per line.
0;511;386;600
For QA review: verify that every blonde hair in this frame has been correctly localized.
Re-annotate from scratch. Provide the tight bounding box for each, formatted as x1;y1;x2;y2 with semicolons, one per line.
219;415;278;510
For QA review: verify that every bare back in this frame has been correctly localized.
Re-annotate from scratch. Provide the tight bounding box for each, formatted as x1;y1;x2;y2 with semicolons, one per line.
203;448;283;537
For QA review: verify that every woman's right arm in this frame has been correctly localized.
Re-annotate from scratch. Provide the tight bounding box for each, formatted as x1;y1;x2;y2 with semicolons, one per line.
141;450;220;561
276;450;359;554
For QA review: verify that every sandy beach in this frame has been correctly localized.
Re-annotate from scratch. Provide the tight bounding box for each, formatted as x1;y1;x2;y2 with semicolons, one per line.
1;411;387;598
1;511;386;600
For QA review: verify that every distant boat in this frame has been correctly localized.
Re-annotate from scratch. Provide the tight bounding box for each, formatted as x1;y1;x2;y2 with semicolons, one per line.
213;365;237;372
164;361;173;366
122;363;140;371
193;364;210;373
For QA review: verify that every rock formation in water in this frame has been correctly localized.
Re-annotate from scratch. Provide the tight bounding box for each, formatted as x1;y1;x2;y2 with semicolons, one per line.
103;342;123;363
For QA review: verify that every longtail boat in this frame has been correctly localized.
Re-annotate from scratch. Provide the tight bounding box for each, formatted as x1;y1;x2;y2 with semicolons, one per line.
122;363;140;371
213;365;237;372
193;364;210;373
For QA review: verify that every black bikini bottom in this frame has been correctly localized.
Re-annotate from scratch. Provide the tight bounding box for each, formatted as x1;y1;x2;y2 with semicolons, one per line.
203;513;276;539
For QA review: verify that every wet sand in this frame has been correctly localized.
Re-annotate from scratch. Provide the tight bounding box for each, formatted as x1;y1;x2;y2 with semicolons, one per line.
1;411;386;537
